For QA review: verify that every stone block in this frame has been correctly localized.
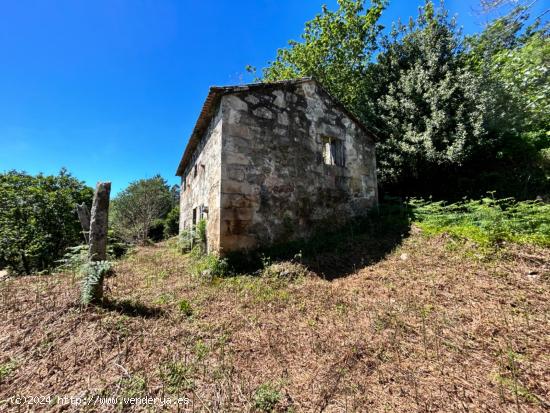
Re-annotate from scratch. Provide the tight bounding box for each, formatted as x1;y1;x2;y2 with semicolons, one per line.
253;107;274;119
224;95;248;111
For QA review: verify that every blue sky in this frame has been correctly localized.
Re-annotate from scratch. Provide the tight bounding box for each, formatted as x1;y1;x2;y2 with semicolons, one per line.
0;0;541;194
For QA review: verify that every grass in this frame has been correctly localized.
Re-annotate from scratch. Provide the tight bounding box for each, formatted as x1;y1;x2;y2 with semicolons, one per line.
0;200;548;411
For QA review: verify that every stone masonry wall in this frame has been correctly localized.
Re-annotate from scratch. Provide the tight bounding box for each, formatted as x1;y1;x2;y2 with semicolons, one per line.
219;80;377;253
180;105;222;252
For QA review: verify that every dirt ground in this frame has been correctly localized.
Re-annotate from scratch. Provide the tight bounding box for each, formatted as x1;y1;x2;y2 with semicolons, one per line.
0;231;548;412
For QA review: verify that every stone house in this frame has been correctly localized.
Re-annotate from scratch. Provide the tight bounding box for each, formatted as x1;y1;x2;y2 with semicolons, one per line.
176;78;378;254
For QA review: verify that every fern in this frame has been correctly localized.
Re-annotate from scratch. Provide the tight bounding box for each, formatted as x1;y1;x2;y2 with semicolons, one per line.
56;245;89;272
410;197;550;247
80;260;112;305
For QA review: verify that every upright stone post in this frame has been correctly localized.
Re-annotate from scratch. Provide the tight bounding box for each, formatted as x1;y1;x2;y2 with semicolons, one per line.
88;182;111;302
76;203;91;244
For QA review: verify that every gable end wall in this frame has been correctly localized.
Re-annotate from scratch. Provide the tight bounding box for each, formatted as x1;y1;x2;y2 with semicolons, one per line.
219;81;378;253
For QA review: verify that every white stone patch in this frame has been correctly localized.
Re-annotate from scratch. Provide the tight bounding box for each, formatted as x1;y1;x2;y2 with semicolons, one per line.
253;107;273;119
228;108;241;124
342;117;351;128
245;95;259;105
301;82;316;98
225;95;248;111
277;112;289;126
272;90;286;108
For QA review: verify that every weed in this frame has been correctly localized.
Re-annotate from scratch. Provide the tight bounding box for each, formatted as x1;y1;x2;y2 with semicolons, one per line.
160;361;195;393
80;260;113;305
120;374;146;399
178;299;193;317
194;340;209;361
253;382;282;412
155;293;175;305
190;251;229;279
0;359;17;383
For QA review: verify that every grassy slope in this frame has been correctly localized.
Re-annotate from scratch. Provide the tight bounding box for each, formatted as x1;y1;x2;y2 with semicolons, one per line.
0;231;549;412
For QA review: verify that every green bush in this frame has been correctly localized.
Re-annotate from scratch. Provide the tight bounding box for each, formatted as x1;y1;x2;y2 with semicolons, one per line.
148;219;166;242
163;207;180;239
0;169;93;275
410;197;550;247
190;248;230;279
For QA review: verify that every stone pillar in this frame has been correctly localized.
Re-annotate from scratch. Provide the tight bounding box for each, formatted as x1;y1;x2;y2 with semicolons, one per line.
89;182;111;261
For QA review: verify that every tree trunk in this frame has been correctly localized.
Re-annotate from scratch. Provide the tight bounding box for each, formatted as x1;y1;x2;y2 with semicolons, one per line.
88;182;111;302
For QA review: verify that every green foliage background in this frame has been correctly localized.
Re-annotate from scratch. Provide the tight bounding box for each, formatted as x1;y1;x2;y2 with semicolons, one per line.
260;0;549;199
0;169;93;275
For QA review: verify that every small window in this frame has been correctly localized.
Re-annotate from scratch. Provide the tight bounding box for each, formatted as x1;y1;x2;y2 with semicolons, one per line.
322;136;345;167
194;165;198;178
183;178;187;191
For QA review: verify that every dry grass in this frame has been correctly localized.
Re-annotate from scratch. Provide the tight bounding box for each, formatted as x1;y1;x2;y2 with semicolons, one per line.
0;231;549;412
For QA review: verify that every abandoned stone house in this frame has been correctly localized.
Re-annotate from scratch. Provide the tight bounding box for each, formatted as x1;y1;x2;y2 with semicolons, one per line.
176;78;378;253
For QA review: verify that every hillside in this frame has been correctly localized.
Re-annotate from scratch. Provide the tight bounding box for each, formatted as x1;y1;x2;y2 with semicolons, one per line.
1;230;549;412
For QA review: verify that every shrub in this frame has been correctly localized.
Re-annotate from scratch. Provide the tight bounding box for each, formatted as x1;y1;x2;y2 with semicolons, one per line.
0;169;93;275
191;251;230;279
176;219;207;253
163;207;180;239
148;219;166;242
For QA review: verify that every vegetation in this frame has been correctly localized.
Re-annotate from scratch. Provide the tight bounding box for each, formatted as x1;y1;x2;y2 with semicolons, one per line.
253;382;283;412
2;217;547;411
260;0;549;198
0;169;93;275
410;197;550;248
110;175;174;244
80;260;113;305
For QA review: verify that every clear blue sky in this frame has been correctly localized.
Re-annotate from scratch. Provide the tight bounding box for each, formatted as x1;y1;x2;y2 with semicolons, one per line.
0;0;540;194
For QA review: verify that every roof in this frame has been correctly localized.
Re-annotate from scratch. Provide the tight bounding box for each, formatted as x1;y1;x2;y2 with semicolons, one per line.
175;78;376;176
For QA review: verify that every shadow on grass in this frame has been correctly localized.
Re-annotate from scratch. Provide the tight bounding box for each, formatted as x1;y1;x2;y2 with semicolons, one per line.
100;297;164;318
226;200;412;280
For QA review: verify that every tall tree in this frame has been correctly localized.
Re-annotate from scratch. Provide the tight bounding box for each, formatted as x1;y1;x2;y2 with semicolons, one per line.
111;175;173;244
0;169;93;274
262;0;386;122
466;7;549;196
371;2;491;190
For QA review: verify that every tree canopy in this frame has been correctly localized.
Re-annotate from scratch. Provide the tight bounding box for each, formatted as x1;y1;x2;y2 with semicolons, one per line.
259;0;549;198
0;169;93;274
110;175;173;244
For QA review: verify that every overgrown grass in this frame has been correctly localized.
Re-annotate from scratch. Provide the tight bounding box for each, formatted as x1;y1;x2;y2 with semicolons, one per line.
410;197;550;247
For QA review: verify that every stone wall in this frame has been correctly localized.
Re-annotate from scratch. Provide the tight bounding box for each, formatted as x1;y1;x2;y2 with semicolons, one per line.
218;80;377;253
180;105;222;252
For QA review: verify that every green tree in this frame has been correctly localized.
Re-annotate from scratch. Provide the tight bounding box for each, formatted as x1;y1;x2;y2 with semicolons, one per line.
0;169;93;275
111;175;172;244
262;0;386;121
465;8;549;197
371;2;491;190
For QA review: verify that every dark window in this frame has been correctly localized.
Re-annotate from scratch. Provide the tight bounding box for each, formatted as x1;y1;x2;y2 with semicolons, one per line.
322;136;345;167
192;208;197;226
194;164;198;178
